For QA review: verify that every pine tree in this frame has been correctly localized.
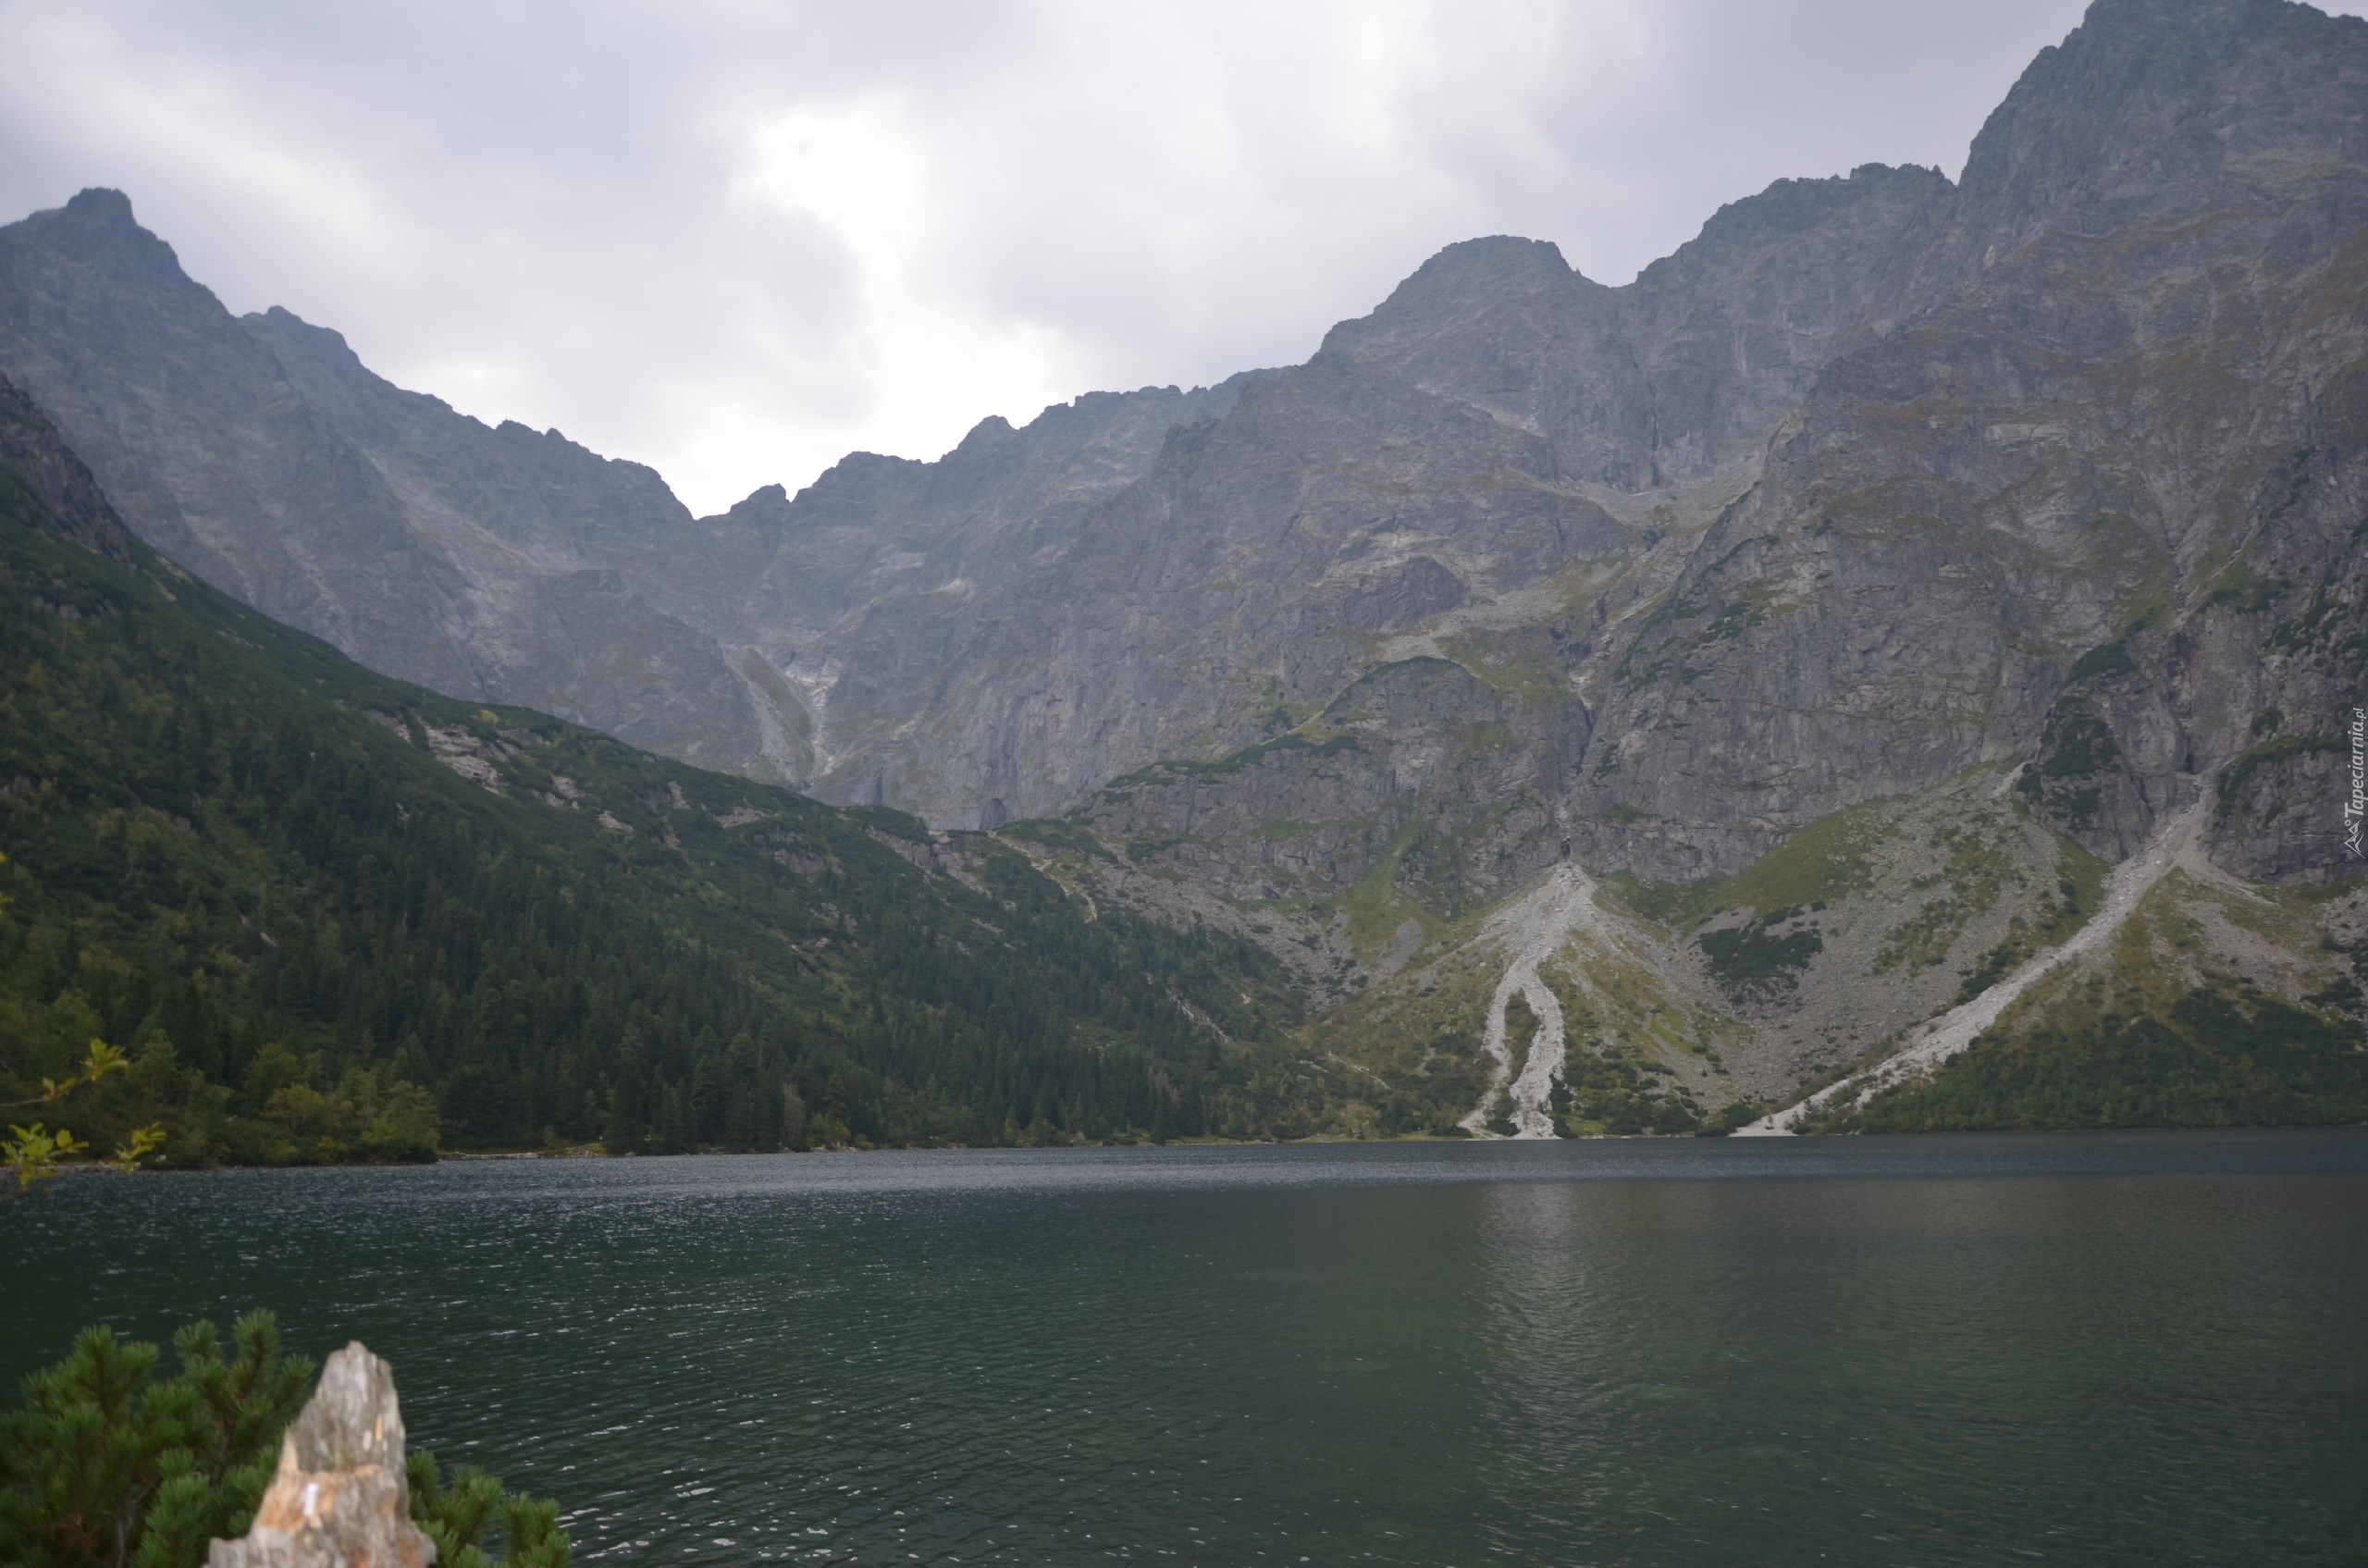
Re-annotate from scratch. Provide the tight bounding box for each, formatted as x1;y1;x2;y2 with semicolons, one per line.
407;1450;568;1568
601;1062;646;1156
687;1038;722;1146
0;1315;568;1568
0;1313;311;1568
721;1032;760;1151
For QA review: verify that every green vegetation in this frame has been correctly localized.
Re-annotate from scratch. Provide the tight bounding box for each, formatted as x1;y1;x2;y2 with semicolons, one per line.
1340;825;1436;957
1960;833;2112;1008
2016;698;2121;829
1867;817;2092;983
1253;816;1326;842
992;817;1111;860
1095;728;1359;798
2024;702;2118;780
1873;830;2011;975
1689;592;1771;648
1696;1098;1768;1136
2065;640;2134;684
0;1313;315;1568
1485;994;1536;1135
1610;799;1884;932
2263;570;2368;674
407;1449;569;1568
1294;954;1501;1138
1434;640;1566;703
1695;805;1875;928
1530;959;1720;1134
2197;556;2286;615
1944;839;2111;1004
1697;913;1823;999
0;396;1301;1163
1550;1034;1704;1135
1813;982;2368;1131
2063;598;2164;685
3;1037;165;1195
0;1312;565;1568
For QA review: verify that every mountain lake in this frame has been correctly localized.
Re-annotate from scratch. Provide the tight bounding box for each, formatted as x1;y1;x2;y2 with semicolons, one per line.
5;1130;2363;1566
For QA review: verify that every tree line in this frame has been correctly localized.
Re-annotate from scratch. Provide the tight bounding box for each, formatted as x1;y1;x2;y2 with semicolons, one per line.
0;414;1303;1166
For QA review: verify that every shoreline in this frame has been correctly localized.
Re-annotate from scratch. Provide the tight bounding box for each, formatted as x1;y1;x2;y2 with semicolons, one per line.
31;1118;2368;1180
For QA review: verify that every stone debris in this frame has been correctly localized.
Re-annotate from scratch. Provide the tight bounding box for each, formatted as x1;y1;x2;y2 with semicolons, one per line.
209;1341;437;1568
421;725;508;794
1735;804;2208;1135
1460;863;1604;1139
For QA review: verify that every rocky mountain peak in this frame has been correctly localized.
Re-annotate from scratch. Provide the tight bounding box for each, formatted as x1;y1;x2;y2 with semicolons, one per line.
6;189;232;333
1319;238;1586;362
244;303;372;375
727;481;791;516
1355;233;1576;311
1956;0;2368;240
1630;164;1951;294
1;0;2359;922
4;0;2362;1145
956;412;1021;448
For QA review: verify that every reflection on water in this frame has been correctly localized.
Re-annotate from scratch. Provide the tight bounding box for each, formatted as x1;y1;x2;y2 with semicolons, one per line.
3;1131;2362;1565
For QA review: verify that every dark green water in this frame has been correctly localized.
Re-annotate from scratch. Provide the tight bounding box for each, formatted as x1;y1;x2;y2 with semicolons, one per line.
5;1131;2364;1566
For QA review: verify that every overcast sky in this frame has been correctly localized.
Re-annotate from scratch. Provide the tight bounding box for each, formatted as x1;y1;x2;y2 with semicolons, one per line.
5;0;2357;515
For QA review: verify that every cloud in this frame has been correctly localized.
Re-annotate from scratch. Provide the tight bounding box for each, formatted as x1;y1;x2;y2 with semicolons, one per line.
2;0;2355;514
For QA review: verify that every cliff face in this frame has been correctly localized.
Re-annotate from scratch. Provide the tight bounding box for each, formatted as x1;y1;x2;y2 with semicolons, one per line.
792;162;1976;828
1580;0;2368;883
0;194;800;779
0;0;2361;920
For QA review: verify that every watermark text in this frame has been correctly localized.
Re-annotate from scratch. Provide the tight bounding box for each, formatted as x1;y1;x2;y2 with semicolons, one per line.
2347;705;2364;858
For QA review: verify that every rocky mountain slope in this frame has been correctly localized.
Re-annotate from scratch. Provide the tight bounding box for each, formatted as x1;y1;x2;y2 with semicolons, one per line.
0;373;1300;1160
1;0;2362;1134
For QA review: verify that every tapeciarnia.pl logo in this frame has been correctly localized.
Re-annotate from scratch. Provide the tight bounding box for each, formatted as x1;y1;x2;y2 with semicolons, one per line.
2347;705;2365;858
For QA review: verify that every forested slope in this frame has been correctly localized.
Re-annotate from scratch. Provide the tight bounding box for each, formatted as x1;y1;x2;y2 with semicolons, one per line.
0;377;1299;1163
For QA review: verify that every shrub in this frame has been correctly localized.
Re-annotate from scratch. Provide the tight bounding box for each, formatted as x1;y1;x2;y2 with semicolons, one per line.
0;1313;567;1568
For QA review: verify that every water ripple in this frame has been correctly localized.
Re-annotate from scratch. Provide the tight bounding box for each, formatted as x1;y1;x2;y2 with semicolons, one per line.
2;1131;2363;1565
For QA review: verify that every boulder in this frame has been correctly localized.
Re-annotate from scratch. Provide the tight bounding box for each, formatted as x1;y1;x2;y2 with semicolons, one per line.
209;1342;436;1568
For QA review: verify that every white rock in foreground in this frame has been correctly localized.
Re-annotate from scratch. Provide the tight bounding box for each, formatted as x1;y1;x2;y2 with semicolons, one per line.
210;1342;437;1568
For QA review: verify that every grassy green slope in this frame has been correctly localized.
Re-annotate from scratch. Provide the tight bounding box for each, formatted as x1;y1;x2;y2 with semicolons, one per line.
1819;982;2368;1131
0;384;1298;1163
1299;771;2364;1140
1807;870;2368;1133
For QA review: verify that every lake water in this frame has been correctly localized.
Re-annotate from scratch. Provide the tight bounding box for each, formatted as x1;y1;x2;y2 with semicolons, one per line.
5;1131;2365;1566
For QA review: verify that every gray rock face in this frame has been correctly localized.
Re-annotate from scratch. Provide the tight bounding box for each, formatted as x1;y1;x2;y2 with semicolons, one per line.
1327;163;1952;493
719;378;1252;797
1580;0;2368;883
0;374;133;563
210;1342;436;1568
0;194;784;778
1075;653;1590;982
1;0;2362;924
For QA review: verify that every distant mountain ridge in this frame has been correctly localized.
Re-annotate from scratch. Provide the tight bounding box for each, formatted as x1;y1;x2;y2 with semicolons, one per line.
0;369;1308;1158
0;157;1968;828
6;1;2358;867
3;0;2363;1134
